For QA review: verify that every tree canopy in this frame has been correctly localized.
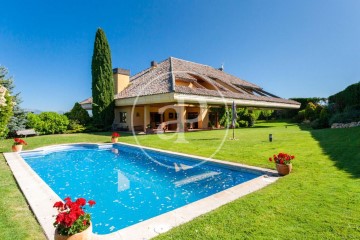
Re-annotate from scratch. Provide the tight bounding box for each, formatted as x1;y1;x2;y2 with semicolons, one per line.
91;28;114;128
65;102;91;125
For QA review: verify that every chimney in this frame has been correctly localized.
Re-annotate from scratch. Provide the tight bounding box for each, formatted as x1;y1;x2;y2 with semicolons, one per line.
113;68;130;94
151;61;158;68
218;63;224;71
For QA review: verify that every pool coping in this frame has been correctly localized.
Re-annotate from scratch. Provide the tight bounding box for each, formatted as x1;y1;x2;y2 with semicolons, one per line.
4;142;279;240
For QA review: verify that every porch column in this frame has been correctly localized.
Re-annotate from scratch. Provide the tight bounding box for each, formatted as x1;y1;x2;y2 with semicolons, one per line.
144;105;150;132
177;106;187;132
198;107;208;129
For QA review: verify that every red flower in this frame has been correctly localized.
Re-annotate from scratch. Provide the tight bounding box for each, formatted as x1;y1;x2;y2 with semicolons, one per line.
269;152;295;165
111;132;120;138
88;200;96;207
53;197;95;235
56;212;65;223
53;201;64;209
76;198;86;206
13;138;27;146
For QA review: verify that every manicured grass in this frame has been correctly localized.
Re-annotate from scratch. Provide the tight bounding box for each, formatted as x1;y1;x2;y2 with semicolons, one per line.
1;122;359;239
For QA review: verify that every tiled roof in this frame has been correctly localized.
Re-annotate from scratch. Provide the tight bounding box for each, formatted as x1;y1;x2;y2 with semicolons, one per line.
115;59;173;98
114;57;299;106
79;97;93;104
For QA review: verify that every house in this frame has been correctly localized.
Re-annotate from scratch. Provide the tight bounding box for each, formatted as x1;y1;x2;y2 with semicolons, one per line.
80;57;300;132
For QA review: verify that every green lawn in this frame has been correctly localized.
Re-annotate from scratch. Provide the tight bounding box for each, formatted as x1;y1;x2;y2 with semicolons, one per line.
0;121;359;239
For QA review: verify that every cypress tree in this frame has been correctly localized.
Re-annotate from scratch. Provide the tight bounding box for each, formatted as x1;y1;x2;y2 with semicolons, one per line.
91;28;114;128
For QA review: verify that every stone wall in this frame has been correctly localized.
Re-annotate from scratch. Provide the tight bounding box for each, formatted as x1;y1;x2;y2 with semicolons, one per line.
331;121;360;129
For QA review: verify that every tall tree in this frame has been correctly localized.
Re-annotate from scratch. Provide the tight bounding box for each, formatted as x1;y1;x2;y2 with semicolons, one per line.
91;28;114;128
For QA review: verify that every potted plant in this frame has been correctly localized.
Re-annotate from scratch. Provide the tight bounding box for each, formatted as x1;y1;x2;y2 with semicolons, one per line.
12;138;27;152
146;124;154;134
111;132;120;143
53;197;96;240
269;152;295;176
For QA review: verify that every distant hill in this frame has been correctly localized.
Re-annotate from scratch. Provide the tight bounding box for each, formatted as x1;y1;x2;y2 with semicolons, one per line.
24;109;42;114
24;109;65;114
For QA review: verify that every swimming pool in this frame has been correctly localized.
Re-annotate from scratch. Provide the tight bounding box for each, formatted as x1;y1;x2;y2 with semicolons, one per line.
21;144;261;234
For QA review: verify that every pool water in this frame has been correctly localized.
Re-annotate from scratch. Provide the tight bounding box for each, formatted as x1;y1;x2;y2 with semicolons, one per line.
21;144;261;234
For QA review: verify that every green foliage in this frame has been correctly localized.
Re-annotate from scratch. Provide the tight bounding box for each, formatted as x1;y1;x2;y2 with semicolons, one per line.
329;82;360;111
1;123;360;239
26;112;69;135
65;102;91;125
304;102;317;120
66;119;86;133
0;66;27;136
91;28;114;128
7;94;27;136
237;109;260;127
290;97;327;109
329;109;360;125
317;107;330;128
0;91;13;138
211;106;264;128
210;106;229;127
259;109;273;120
280;97;326;119
295;109;306;122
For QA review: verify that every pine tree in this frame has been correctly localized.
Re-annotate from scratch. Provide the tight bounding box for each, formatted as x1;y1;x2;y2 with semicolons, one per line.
91;28;114;128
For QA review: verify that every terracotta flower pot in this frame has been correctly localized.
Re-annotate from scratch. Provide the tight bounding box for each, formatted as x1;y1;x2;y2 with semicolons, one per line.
54;222;92;240
276;163;292;176
111;137;118;143
12;145;23;152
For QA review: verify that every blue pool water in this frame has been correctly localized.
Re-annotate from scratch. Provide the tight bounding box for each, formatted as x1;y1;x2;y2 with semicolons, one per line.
21;144;261;234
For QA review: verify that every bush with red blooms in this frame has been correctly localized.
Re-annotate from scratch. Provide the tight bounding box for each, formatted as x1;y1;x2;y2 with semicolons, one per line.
13;138;27;146
269;152;295;165
53;197;96;236
111;132;120;138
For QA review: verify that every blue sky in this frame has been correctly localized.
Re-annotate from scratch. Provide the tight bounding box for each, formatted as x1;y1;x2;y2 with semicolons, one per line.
1;0;359;112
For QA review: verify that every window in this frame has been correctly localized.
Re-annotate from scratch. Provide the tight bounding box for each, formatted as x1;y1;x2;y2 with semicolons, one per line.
119;112;127;123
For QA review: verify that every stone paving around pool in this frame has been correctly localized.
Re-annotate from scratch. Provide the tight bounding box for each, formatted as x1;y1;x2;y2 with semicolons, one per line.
4;143;279;240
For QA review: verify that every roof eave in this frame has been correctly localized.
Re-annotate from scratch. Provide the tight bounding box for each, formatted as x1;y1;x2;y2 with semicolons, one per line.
174;93;300;109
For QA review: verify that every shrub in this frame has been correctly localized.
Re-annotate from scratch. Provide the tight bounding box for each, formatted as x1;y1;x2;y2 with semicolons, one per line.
27;112;69;135
238;120;247;127
64;103;91;125
305;102;317;120
244;112;256;127
259;110;273;120
329;110;360;125
295;109;306;122
318;107;330;128
310;119;321;129
66;120;86;134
